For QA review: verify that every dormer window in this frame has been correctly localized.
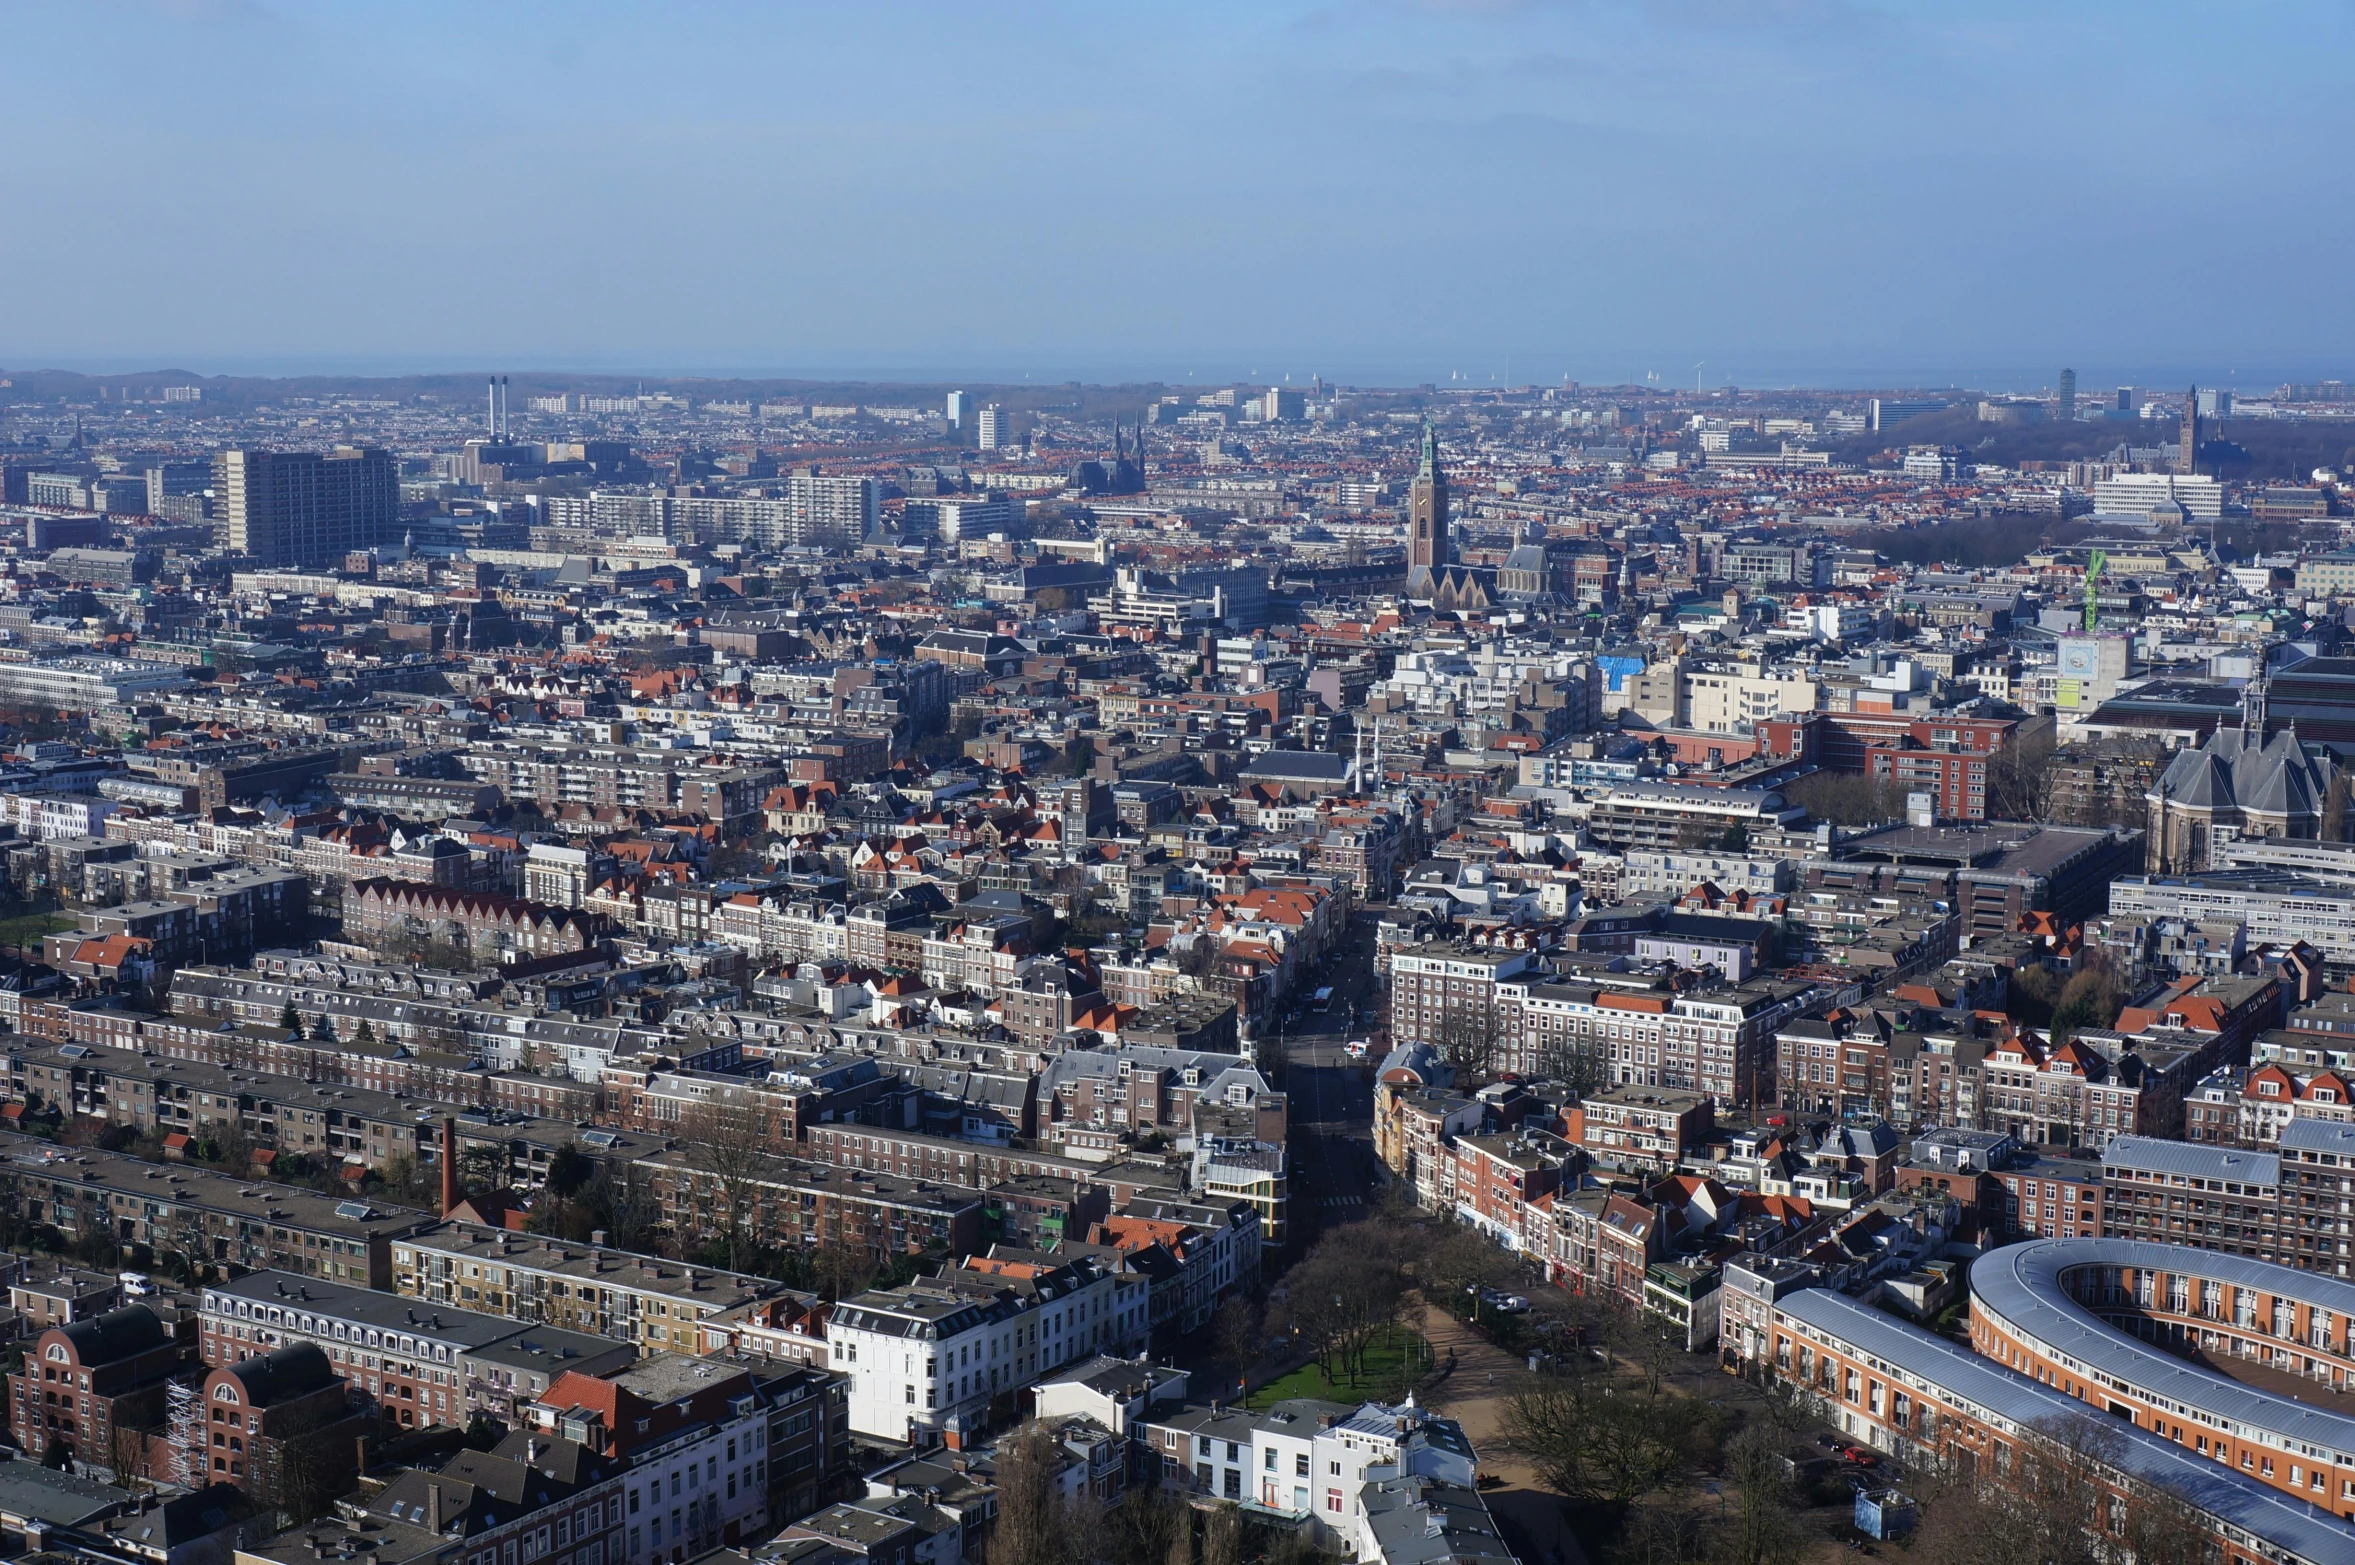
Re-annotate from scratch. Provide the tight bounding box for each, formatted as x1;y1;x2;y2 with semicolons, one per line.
2261;1081;2282;1097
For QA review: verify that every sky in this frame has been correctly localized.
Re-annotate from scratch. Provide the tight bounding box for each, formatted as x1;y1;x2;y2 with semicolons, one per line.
2;0;2351;391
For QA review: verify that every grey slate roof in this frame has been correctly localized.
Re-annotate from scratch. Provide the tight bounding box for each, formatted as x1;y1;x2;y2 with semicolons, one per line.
0;1461;127;1527
1975;1239;2355;1460
1239;750;1351;783
1779;1286;2355;1565
2281;1119;2355;1156
2101;1134;2280;1187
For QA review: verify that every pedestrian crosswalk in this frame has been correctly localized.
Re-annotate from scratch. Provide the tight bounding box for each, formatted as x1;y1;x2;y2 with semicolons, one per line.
1319;1195;1362;1210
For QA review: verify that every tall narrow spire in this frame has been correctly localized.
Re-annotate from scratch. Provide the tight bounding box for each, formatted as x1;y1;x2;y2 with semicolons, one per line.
1405;421;1451;596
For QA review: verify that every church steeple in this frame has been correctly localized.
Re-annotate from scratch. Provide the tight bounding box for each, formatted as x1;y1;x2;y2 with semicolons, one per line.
1404;420;1451;596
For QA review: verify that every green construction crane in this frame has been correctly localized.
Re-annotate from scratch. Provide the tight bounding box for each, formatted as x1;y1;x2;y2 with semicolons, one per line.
2084;549;2106;634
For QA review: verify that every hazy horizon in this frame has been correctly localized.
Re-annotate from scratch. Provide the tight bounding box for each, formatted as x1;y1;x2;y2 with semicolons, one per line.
1;350;2332;400
4;2;2349;384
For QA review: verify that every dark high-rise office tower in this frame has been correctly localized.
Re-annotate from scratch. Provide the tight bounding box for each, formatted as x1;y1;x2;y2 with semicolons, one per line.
1404;421;1449;594
2180;385;2199;475
2058;368;2076;422
215;446;399;567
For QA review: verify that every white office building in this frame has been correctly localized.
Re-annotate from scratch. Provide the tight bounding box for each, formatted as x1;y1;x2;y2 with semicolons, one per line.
2093;471;2223;519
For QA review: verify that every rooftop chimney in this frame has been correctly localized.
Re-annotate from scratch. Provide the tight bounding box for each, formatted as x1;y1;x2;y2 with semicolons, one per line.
440;1117;460;1216
425;1481;442;1533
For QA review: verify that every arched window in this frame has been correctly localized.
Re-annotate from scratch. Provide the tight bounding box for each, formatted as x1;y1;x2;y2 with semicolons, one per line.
213;1383;241;1404
43;1345;67;1364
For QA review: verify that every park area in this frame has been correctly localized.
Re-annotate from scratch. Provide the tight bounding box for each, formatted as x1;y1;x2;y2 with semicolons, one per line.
1245;1322;1433;1410
1230;1197;2212;1565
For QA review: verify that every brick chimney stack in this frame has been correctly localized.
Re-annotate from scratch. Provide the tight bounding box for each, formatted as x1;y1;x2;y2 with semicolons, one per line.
441;1116;460;1215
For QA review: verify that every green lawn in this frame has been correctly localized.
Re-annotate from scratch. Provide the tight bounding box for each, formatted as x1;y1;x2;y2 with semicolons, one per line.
1248;1326;1432;1409
0;912;72;950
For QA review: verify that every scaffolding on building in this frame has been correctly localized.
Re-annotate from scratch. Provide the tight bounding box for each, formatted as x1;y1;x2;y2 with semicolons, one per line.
165;1375;203;1488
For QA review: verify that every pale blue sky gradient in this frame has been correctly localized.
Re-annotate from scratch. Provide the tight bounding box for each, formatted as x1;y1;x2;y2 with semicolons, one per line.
2;1;2348;389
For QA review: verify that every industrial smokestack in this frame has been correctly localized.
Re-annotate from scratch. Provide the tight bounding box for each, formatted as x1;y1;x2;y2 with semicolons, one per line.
487;378;497;439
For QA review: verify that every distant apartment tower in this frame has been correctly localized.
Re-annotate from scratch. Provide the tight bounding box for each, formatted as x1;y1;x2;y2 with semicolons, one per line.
215;447;398;567
976;404;1006;450
1868;397;1945;431
1262;386;1305;422
145;462;210;514
902;493;1017;543
2057;368;2076;422
784;474;880;545
945;390;967;426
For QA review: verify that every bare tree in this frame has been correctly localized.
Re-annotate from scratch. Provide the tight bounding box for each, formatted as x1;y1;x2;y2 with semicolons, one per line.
1919;1414;2121;1565
108;1418;148;1493
1430;999;1502;1086
1200;1504;1241;1565
1107;1486;1185;1565
1527;1031;1610;1098
2119;1472;2216;1565
1212;1294;1263;1378
990;1423;1091;1565
1985;729;2063;823
591;1159;660;1255
680;1095;782;1272
1165;1508;1195;1565
1504;1367;1713;1508
1718;1425;1805;1565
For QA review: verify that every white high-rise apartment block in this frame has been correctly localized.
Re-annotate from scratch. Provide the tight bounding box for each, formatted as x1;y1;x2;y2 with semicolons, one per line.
783;474;879;544
976;404;1006;450
945;390;966;425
